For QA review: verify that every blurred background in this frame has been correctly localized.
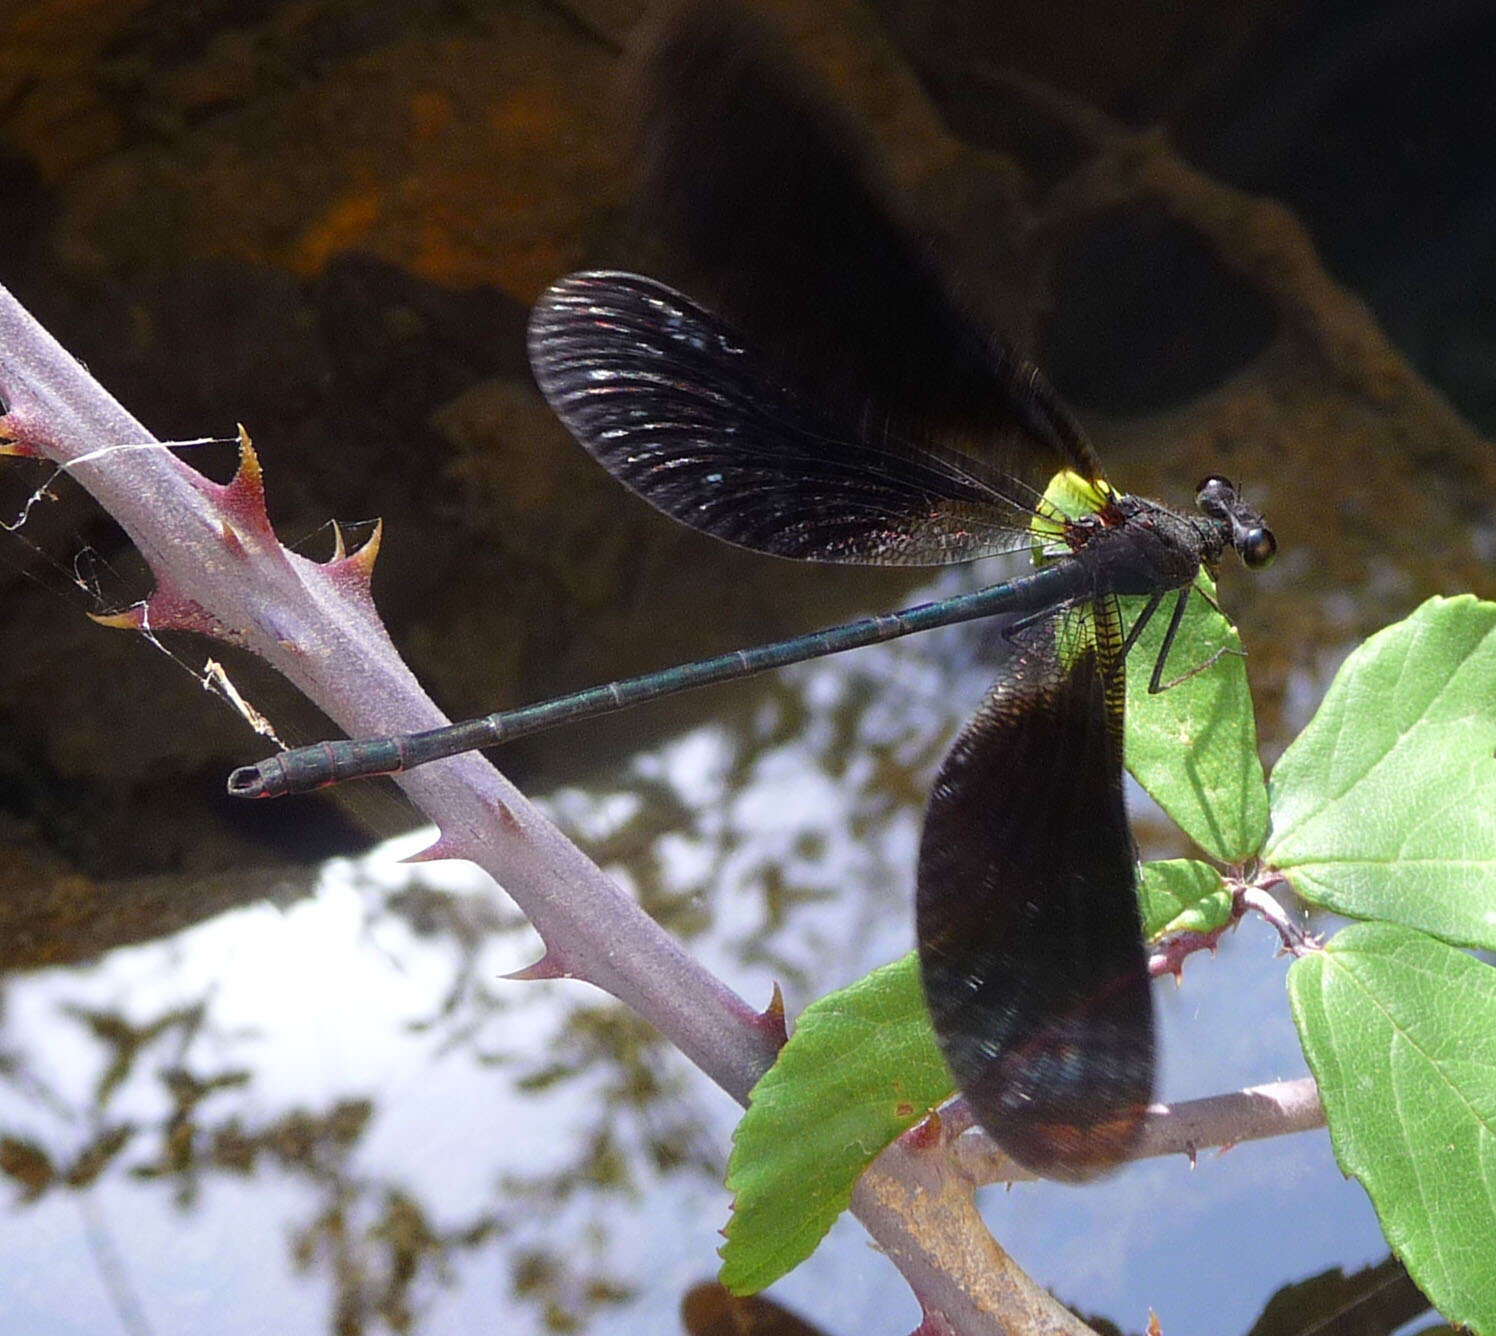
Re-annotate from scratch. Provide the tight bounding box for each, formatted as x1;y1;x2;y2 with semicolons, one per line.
0;0;1491;1332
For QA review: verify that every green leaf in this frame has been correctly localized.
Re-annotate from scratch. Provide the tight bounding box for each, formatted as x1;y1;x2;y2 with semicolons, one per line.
1122;574;1268;862
720;955;950;1294
1265;596;1496;950
1287;922;1496;1332
1139;858;1233;939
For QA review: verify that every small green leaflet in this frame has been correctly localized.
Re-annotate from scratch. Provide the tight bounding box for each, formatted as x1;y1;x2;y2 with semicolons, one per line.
720;956;952;1295
1288;922;1496;1332
1266;596;1496;950
1139;858;1233;939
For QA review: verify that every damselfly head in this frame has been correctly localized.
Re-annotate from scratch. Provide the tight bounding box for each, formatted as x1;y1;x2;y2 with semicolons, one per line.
1196;475;1276;569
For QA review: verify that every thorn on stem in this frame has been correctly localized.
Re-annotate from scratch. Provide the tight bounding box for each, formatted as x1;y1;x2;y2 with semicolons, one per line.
323;517;382;600
212;425;277;547
400;831;468;864
504;951;570;983
757;982;787;1048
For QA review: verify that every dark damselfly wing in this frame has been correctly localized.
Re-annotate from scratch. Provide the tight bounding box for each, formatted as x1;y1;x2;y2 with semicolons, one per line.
626;2;1098;476
527;3;1101;567
529;272;1061;565
915;604;1154;1179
